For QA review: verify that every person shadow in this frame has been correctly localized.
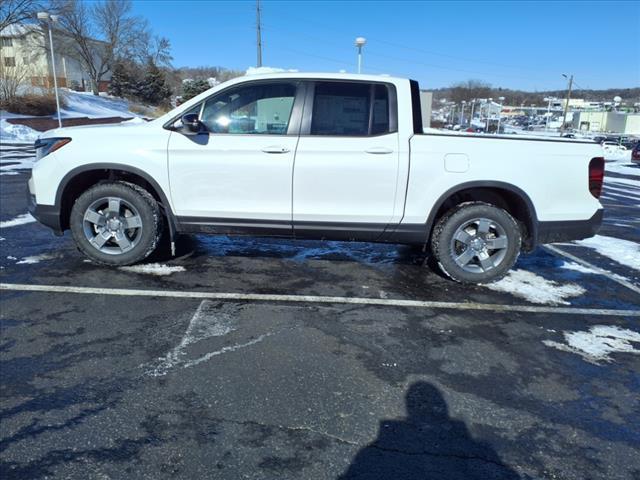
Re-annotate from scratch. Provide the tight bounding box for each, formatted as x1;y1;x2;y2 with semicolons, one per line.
339;382;522;480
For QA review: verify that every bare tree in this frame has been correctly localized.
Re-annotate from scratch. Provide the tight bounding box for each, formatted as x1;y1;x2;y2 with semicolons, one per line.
50;0;149;94
0;0;40;32
0;50;33;101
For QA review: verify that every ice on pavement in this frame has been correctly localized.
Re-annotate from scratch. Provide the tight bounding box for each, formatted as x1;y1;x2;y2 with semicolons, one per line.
119;263;186;276
16;253;58;264
0;213;36;229
543;325;640;364
486;269;585;305
0;119;39;144
573;235;640;271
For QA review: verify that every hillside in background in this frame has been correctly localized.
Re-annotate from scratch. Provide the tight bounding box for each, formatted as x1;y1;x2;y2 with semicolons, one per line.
431;82;640;106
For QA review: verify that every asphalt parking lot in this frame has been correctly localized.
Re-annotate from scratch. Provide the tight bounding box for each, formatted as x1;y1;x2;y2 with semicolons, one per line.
1;143;639;479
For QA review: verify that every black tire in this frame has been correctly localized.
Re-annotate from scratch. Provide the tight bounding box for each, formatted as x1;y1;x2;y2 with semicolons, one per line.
430;202;521;284
70;181;163;266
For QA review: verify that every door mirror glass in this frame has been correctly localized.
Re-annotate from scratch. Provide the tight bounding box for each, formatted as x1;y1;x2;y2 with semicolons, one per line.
180;113;204;135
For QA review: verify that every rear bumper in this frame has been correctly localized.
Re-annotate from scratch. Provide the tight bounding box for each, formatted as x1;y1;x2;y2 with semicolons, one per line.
27;191;63;235
536;209;603;245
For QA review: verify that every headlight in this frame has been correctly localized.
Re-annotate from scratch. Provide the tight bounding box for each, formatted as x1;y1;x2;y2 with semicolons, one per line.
34;137;71;161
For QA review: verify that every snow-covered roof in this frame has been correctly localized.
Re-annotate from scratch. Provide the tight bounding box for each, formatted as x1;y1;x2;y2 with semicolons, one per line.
0;23;41;37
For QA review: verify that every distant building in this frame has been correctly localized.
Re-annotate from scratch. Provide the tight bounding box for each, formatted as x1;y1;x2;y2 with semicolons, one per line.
551;98;602;111
420;90;432;128
0;24;111;93
572;111;640;134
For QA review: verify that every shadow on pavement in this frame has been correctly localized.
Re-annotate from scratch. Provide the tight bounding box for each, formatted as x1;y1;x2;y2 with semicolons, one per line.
339;381;521;480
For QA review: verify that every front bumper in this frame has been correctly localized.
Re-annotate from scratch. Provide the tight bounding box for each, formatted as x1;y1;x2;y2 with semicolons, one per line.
27;190;63;235
536;209;603;245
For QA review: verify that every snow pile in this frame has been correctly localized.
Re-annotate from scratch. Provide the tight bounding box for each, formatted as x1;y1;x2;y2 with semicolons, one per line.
119;263;186;276
0;119;39;143
574;235;640;271
245;66;298;75
601;144;631;161
0;213;36;228
59;90;140;119
543;325;640;364
486;269;585;305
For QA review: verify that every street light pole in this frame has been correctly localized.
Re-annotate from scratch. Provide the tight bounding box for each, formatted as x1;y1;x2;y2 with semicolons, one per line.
256;0;262;67
38;12;62;128
355;37;366;73
560;74;573;135
497;96;505;134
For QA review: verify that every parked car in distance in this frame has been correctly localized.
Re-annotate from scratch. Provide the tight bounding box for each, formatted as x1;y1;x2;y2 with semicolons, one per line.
632;142;640;164
28;73;605;284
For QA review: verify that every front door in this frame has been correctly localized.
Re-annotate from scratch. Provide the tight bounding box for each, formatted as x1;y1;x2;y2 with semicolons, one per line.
293;81;401;240
168;81;303;232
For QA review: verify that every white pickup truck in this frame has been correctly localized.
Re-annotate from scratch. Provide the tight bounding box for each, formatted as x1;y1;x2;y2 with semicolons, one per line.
28;73;605;283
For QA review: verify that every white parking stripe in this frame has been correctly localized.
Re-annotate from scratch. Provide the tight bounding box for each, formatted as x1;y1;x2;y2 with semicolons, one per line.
544;245;640;295
1;282;638;317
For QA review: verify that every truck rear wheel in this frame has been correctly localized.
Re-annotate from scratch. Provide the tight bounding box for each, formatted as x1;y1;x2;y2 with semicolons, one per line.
70;181;163;266
431;202;521;284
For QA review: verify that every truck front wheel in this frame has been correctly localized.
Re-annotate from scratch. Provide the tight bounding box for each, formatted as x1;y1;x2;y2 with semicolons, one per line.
431;202;521;284
70;181;163;265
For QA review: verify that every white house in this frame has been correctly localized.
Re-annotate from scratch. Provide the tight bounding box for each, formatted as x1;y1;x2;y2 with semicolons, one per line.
0;23;111;93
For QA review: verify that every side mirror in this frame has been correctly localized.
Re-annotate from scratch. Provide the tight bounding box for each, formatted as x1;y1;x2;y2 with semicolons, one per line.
180;113;205;135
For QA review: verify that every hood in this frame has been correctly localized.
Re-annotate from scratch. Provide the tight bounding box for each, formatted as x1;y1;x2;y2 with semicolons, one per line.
39;118;153;140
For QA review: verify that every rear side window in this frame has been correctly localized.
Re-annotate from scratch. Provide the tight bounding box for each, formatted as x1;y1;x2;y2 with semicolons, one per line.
310;82;392;136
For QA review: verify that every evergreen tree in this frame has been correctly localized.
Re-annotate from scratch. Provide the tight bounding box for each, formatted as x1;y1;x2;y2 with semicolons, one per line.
108;60;139;99
108;62;129;98
137;60;172;106
182;79;211;101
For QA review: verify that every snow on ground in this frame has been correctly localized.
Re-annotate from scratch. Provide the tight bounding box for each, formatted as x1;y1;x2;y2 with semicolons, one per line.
486;269;585;305
605;159;639;177
0;213;35;229
16;253;58;264
119;263;186;276
0;119;40;144
574;235;640;271
59;90;141;119
602;145;632;162
543;325;640;364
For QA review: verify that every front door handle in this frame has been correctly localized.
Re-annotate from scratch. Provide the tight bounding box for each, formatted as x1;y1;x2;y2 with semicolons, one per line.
262;146;290;154
365;147;393;154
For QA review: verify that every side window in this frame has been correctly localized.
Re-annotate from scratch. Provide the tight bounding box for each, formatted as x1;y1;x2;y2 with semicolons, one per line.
371;84;390;135
311;82;370;135
201;82;296;134
310;82;392;136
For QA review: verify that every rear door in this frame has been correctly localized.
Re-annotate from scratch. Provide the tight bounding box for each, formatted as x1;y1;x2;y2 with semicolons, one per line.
292;80;401;240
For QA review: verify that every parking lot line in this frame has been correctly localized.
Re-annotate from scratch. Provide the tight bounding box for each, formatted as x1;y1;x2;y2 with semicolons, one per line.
544;244;640;295
2;282;639;317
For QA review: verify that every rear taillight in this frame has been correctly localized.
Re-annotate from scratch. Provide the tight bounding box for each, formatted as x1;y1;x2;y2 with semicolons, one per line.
589;157;605;199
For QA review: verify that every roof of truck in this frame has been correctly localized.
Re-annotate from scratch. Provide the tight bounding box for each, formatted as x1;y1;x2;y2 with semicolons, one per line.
240;71;409;83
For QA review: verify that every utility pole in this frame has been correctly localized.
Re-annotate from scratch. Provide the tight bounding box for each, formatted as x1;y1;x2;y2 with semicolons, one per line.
560;74;573;135
256;0;262;67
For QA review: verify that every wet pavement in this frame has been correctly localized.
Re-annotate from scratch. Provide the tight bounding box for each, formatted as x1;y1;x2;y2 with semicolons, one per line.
1;144;639;479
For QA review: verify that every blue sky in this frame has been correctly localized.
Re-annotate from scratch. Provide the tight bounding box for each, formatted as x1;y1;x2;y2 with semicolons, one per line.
132;0;640;91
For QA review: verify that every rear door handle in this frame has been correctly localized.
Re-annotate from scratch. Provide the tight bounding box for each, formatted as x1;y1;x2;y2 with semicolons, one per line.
365;147;393;154
262;146;290;154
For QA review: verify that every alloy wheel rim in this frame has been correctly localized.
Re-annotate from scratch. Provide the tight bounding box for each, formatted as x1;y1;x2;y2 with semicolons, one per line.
82;196;143;255
449;217;509;274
